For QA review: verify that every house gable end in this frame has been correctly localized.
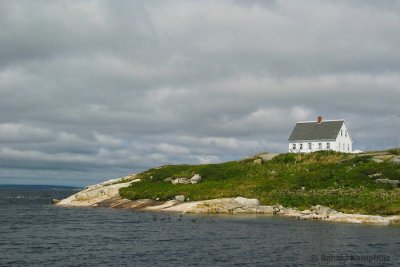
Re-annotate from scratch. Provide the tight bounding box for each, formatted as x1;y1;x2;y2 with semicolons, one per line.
334;122;353;143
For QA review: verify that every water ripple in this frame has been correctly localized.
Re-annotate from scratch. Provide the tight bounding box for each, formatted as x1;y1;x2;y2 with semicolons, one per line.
1;189;400;266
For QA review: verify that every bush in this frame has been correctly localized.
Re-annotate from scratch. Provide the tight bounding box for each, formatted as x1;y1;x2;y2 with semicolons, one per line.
388;148;400;155
272;153;297;164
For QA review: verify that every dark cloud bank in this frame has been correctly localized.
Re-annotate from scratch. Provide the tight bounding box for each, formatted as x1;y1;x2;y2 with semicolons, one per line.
0;0;399;186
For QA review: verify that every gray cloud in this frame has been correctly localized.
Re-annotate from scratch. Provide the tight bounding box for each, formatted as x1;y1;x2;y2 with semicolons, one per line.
0;0;399;186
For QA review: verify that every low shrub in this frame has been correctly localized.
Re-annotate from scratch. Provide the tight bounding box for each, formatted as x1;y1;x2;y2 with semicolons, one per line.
120;150;400;215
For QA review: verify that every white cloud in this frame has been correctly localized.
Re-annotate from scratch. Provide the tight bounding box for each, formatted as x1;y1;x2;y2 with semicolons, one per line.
195;155;221;165
93;131;122;147
0;0;399;185
155;143;190;155
0;123;53;143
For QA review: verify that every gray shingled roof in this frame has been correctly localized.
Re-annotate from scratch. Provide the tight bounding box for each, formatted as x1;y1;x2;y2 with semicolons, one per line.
288;120;344;141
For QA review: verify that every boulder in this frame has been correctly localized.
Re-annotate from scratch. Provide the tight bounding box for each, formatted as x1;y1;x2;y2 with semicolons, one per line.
52;198;61;204
190;174;202;184
312;205;337;216
273;205;284;214
389;156;400;164
175;195;185;202
171;178;191;184
253;159;262;165
368;173;382;178
257;205;274;214
258;153;278;162
166;175;201;185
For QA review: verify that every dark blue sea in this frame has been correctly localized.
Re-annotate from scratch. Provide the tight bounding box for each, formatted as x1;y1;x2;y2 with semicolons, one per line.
0;188;399;266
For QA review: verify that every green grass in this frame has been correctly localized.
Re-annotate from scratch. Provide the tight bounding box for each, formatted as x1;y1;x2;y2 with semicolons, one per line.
120;150;400;215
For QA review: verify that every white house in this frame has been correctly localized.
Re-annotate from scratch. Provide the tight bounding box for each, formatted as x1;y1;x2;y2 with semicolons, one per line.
288;116;352;153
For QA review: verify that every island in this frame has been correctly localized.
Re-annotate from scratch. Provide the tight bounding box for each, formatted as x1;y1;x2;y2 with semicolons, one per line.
56;149;400;225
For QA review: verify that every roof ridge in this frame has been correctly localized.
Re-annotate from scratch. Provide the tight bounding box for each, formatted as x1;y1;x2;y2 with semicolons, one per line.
297;119;345;123
288;120;345;142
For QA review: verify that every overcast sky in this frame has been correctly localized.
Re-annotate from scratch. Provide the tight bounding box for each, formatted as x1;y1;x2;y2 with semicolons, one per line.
1;0;399;186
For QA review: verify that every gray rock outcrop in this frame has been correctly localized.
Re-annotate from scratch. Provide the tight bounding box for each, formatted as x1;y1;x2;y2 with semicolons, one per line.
311;205;337;216
55;170;400;226
368;173;382;178
258;153;279;162
253;159;262;165
256;205;275;214
57;183;400;225
171;178;191;184
172;197;260;214
175;195;185;202
167;174;202;184
56;176;137;207
190;174;202;184
389;156;400;164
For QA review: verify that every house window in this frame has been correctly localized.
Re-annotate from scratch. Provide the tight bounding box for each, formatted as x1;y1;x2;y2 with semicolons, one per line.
300;144;303;150
293;143;296;150
327;143;330;149
343;144;345;151
318;143;322;149
341;130;343;136
308;143;312;150
347;144;350;151
345;131;347;137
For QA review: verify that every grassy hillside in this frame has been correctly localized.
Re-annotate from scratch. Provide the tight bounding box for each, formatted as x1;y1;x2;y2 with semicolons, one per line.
120;149;400;215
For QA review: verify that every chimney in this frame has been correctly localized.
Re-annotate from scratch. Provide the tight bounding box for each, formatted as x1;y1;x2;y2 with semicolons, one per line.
317;116;323;124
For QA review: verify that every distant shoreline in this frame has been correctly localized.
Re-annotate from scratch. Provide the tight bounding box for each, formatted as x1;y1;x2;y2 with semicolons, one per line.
0;184;81;190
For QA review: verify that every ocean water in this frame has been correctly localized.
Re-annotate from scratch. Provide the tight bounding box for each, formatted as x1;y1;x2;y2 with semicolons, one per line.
0;188;399;266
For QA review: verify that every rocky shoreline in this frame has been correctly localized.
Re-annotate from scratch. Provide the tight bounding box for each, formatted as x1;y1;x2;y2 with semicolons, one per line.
56;176;400;226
